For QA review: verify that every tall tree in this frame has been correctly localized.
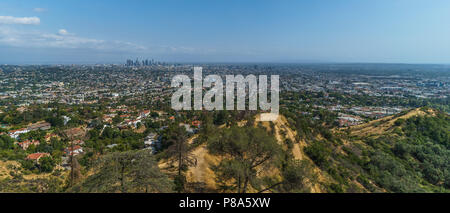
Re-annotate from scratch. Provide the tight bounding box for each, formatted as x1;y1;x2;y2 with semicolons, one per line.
165;125;197;192
258;160;317;193
197;113;216;144
70;150;173;193
208;126;281;193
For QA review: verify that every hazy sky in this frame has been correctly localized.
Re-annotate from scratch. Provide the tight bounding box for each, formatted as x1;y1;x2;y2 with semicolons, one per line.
0;0;449;64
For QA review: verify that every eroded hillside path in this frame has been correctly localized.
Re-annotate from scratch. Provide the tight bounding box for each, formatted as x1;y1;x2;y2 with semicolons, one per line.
255;114;328;193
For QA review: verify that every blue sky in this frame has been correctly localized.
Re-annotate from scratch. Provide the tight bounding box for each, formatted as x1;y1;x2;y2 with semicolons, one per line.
0;0;449;64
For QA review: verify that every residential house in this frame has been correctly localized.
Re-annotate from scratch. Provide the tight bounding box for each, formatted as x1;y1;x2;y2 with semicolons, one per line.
28;121;51;131
191;120;201;128
144;133;158;147
139;110;150;118
8;128;29;139
65;145;84;156
18;140;40;150
26;153;50;162
62;116;71;125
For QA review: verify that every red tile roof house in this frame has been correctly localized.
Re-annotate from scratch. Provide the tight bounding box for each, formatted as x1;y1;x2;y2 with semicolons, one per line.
103;114;115;123
139;110;151;118
26;153;50;162
18;140;40;150
192;120;202;128
120;114;131;118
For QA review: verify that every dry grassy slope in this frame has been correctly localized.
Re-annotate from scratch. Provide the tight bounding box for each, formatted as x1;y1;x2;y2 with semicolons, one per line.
185;144;220;191
0;160;67;181
333;107;438;192
0;160;18;180
157;134;222;192
169;109;436;193
183;119;288;192
257;109;436;193
180;115;282;192
179;114;338;193
349;108;435;137
255;114;330;193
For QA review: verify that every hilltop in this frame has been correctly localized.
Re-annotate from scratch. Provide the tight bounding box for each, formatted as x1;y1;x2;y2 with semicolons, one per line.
179;107;449;193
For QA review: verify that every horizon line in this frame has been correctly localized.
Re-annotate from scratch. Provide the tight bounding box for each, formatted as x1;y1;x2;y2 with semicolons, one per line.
2;61;450;66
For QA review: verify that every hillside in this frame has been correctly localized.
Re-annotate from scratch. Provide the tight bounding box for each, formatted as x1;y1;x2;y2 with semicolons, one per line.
180;107;449;193
330;107;449;192
254;114;328;192
349;107;435;137
5;107;446;193
0;160;67;192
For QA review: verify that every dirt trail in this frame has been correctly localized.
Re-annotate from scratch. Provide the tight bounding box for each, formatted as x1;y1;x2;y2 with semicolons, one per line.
255;114;328;192
167;113;335;193
255;114;307;160
185;144;218;190
159;132;219;191
158;135;198;171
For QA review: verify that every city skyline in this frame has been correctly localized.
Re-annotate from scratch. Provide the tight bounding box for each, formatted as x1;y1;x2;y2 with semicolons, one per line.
1;0;450;64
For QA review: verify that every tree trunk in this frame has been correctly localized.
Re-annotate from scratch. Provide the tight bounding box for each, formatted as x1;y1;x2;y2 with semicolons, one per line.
237;175;241;193
242;175;249;193
178;142;182;176
257;182;283;193
120;165;126;193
